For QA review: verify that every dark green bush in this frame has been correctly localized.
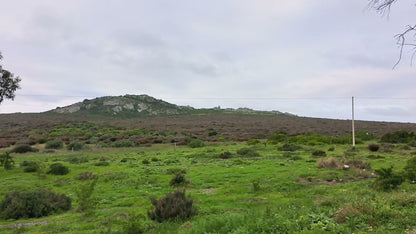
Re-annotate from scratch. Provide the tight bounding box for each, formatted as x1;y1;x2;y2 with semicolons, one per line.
0;189;71;219
10;145;39;154
48;163;69;175
381;130;415;143
23;162;40;173
404;156;416;183
236;148;260;157
0;152;14;170
367;144;380;152
67;141;85;151
188;139;205;148
94;161;109;166
142;159;150;165
148;190;197;222
166;168;187;175
247;139;261;145
373;167;404;191
278;143;302;152
267;132;288;145
311;150;327;157
170;173;187;186
219;151;232;159
45;140;64;149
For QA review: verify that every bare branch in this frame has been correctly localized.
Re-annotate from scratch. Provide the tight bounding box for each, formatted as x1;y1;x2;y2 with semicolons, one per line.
368;0;398;15
393;25;416;69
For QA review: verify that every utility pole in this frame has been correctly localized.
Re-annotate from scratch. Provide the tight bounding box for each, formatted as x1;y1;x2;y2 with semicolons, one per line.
352;96;355;150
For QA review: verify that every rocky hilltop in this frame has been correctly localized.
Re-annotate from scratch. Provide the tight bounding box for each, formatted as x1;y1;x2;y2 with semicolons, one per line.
51;94;194;117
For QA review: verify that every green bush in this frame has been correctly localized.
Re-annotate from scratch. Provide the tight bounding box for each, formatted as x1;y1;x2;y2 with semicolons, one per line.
404;156;416;183
77;171;97;181
373;167;404;191
75;179;98;215
0;152;14;170
381;130;415;143
94;161;109;166
367;144;380;152
45;140;63;149
311;150;326;157
236;148;260;157
10;145;39;153
247;139;261;145
67;141;85;151
48;163;69;175
148;190;197;222
23;162;40;173
170;173;187;186
188;139;205;148
0;189;71;219
267;132;288;145
278;143;302;152
111;140;137;148
219;151;232;159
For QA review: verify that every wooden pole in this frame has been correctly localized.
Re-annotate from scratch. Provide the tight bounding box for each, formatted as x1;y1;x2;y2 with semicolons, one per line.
352;96;355;150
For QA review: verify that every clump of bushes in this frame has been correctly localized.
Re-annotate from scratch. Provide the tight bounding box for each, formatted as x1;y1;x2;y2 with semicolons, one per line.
344;159;371;170
317;157;340;169
94;161;109;166
21;161;40;173
267;132;288;145
0;189;71;219
170;173;188;186
311;150;327;157
48;163;69;175
236;148;260;157
11;145;39;154
373;166;404;191
45;140;64;149
247;139;261;145
67;141;85;151
404;156;416;183
148;190;197;222
367;144;380;152
0;152;14;170
188;139;205;148
381;130;415;143
278;143;302;152
111;140;137;148
219;151;232;159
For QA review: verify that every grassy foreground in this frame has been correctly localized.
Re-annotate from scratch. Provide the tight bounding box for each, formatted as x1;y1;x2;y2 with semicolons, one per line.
1;141;416;233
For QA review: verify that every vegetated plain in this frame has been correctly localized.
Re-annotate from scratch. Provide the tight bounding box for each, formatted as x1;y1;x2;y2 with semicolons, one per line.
1;130;416;233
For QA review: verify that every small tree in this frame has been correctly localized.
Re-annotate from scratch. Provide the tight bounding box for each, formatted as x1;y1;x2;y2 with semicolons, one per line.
0;152;14;170
76;179;99;216
0;52;21;104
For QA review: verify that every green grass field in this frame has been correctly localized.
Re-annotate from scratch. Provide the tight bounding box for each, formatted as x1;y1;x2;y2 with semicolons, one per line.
1;141;416;233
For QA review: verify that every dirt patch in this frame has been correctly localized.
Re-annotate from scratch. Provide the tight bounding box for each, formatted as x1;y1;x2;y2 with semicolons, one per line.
201;188;217;195
0;220;48;228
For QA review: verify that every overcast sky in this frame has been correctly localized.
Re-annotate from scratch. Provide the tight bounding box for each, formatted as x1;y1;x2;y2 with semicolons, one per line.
1;0;415;122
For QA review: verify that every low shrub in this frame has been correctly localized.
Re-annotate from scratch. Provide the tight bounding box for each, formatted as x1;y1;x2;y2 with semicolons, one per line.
0;189;71;219
0;152;14;170
67;157;89;164
317;157;340;169
77;171;97;181
247;139;261;145
311;150;326;157
328;147;335;151
23;162;40;173
343;159;371;170
45;140;63;149
75;179;98;214
10;145;39;154
373;166;404;191
67;141;85;151
166;168;187;175
219;151;232;159
404;156;416;183
94;161;109;166
236;148;260;157
381;130;415;143
170;173;187;186
367;144;380;152
148;190;197;222
267;132;288;145
111;140;137;148
188;139;205;148
48;163;69;175
278;143;302;152
142;159;150;165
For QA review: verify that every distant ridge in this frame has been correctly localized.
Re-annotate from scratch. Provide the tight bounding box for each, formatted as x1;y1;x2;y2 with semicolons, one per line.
48;94;287;118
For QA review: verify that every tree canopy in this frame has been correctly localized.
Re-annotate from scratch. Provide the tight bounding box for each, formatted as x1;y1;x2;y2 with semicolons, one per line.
368;0;416;68
0;52;21;104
